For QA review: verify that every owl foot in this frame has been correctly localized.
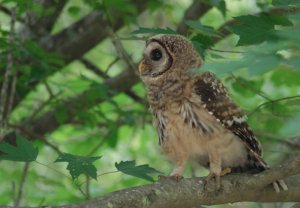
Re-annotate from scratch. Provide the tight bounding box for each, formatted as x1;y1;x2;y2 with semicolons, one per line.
159;174;183;182
204;172;221;190
204;168;231;190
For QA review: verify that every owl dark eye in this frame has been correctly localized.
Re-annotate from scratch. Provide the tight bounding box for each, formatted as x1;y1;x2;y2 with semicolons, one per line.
150;49;162;61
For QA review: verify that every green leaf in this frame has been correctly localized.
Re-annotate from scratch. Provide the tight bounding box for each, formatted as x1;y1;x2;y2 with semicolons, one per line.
131;27;176;35
68;6;81;16
199;47;282;76
0;135;38;162
55;106;68;124
191;41;206;59
107;129;119;148
184;20;221;37
104;0;137;15
55;153;101;180
271;69;300;86
208;0;226;17
115;160;161;182
229;15;292;46
245;53;282;75
216;0;226;17
191;34;214;49
273;0;300;6
148;0;163;12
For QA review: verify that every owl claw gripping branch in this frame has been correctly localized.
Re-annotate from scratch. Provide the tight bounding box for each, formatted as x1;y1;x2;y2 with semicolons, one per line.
138;34;288;192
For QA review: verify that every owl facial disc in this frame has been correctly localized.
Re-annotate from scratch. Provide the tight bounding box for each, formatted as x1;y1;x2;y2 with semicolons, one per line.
139;39;173;77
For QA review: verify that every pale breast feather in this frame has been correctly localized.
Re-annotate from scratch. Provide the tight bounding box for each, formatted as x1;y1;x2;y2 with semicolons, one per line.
194;72;262;155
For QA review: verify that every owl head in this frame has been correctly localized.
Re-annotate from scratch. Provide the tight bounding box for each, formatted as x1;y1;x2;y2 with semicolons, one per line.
138;34;202;78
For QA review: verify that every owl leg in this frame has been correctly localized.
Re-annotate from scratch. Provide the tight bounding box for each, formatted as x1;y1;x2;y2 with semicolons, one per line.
170;159;186;180
159;156;187;182
205;152;223;190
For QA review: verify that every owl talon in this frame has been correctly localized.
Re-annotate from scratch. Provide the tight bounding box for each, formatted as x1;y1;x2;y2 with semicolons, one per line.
204;168;231;190
204;172;221;190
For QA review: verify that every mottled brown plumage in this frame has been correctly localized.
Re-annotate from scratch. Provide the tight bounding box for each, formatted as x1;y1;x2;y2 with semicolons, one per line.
138;34;287;191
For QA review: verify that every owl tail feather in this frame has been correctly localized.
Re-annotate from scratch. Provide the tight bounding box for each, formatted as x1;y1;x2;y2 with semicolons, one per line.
243;146;288;192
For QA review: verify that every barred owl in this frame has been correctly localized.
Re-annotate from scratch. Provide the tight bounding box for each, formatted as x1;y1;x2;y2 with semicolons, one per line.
138;34;287;191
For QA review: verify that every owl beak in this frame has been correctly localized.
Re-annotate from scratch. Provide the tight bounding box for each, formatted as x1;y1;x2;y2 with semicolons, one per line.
138;59;152;76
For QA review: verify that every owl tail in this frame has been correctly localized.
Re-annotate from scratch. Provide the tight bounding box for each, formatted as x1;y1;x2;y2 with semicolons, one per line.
235;147;288;192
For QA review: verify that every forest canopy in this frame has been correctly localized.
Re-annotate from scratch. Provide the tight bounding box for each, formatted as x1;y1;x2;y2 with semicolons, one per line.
0;0;300;207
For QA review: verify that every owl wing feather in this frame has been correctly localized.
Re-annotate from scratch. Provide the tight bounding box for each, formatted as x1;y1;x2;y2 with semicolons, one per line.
194;72;268;170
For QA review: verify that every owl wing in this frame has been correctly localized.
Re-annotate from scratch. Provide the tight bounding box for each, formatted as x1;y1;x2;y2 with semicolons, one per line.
194;72;268;169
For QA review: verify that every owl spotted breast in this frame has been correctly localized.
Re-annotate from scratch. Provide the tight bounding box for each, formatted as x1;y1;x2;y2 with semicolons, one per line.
138;34;287;191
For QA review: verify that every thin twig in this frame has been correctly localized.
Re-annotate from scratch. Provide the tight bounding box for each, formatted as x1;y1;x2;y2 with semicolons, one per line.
248;95;300;116
81;58;146;105
35;161;88;198
80;58;109;79
87;135;109;156
230;73;272;101
85;176;90;200
6;69;17;121
0;4;25;23
87;122;119;156
105;57;119;74
9;123;62;154
255;131;300;149
110;31;137;73
28;90;62;121
0;8;16;140
14;162;30;208
44;80;54;98
210;48;245;54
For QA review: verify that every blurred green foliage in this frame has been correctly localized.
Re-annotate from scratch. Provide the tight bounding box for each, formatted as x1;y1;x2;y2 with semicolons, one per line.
0;0;299;207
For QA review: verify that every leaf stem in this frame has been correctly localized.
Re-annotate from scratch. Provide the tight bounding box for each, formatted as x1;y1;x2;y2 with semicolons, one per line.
34;160;71;180
34;160;88;198
97;170;119;177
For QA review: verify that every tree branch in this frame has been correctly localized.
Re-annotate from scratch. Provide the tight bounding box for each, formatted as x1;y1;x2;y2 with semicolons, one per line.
176;0;211;35
60;156;300;207
80;58;146;105
23;0;68;37
40;0;147;63
1;156;298;208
